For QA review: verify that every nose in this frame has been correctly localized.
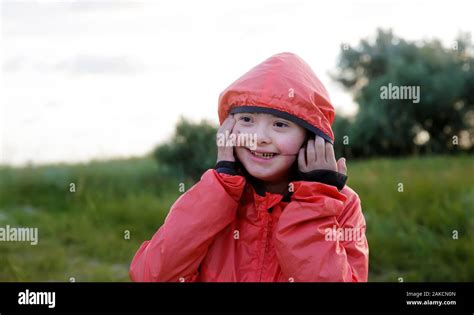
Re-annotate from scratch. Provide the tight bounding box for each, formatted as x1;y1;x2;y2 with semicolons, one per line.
255;123;271;145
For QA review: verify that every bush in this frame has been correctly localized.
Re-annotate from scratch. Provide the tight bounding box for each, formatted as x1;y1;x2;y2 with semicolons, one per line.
153;117;218;182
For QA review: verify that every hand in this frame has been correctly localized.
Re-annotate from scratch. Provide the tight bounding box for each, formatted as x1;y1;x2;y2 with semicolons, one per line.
216;115;237;163
298;136;347;175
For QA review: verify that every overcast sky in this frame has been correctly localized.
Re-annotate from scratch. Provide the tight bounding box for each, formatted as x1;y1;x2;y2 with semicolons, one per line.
1;0;473;166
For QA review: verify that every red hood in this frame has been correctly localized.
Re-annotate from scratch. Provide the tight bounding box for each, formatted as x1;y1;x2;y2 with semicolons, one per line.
218;52;335;142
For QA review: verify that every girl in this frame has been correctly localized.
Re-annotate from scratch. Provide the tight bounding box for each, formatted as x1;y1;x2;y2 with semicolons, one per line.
130;52;369;282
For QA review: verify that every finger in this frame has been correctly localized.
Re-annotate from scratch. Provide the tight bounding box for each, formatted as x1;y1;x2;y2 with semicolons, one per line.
298;147;307;171
220;116;236;137
306;138;316;165
222;115;235;130
229;114;236;127
217;116;236;147
315;136;326;162
325;141;336;164
337;157;347;175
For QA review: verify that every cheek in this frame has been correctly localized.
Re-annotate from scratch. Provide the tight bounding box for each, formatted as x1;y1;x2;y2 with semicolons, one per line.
278;155;297;172
232;123;248;134
277;138;303;155
235;147;251;165
235;147;245;159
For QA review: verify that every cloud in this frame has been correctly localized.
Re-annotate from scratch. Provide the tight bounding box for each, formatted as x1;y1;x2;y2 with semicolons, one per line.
47;55;145;75
2;56;25;73
3;54;145;75
66;1;142;11
1;1;143;38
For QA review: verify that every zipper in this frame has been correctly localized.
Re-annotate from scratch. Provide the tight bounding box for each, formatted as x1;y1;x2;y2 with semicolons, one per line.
259;210;273;282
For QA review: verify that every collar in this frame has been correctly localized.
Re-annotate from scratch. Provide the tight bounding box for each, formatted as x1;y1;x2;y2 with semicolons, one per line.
246;175;293;203
236;160;299;203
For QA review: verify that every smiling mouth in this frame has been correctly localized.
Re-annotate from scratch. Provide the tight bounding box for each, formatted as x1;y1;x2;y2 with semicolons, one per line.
247;149;278;159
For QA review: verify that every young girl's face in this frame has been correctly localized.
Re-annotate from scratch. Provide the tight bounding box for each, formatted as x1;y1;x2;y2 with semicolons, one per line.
233;112;307;182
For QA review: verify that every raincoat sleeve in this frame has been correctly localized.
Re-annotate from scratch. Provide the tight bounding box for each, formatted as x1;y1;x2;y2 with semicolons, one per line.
273;181;369;282
129;169;246;282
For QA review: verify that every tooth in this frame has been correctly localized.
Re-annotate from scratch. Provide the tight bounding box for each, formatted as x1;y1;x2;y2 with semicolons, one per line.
251;151;275;158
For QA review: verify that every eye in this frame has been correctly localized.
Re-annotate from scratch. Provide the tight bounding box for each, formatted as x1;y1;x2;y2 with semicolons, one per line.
274;121;289;128
239;116;253;123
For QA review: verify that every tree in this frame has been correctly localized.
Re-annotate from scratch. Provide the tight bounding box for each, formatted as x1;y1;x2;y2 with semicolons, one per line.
332;29;474;157
153;117;218;182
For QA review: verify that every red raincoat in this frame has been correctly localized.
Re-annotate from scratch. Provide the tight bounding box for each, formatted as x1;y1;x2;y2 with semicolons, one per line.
130;53;369;282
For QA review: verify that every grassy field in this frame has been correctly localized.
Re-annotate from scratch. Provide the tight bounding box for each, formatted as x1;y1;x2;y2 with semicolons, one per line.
0;155;473;282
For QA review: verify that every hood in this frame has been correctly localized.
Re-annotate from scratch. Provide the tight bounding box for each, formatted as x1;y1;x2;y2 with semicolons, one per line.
218;52;335;143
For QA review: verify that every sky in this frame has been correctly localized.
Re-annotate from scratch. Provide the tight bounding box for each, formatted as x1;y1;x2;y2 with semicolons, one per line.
1;0;473;166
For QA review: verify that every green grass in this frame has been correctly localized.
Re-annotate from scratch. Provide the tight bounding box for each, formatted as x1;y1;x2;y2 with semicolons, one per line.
0;157;189;281
0;155;473;281
347;155;474;281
